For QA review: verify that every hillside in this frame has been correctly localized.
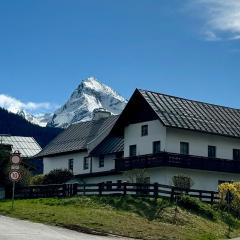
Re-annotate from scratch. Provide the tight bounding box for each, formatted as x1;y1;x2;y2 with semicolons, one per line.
0;195;239;240
0;107;62;147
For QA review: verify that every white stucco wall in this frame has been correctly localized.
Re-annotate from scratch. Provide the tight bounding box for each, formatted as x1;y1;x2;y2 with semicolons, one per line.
91;154;116;173
124;120;166;157
43;151;89;175
82;167;240;191
123;119;240;160
43;152;116;175
166;128;240;159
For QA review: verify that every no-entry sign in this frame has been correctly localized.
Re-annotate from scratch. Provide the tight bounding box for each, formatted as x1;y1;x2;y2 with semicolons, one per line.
9;171;21;182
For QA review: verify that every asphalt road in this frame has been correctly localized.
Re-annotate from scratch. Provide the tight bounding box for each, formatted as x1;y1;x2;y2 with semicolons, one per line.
0;215;129;240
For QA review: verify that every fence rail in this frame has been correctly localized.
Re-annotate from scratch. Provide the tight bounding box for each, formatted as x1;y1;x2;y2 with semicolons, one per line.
15;183;219;203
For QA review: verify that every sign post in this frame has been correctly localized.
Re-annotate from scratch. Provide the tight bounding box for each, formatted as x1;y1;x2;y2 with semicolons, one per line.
9;151;22;210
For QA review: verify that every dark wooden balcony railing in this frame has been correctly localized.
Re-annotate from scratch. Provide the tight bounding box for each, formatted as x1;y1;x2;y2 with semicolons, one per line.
115;151;240;173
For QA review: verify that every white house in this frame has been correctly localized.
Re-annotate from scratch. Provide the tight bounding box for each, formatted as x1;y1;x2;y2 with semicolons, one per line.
36;89;240;191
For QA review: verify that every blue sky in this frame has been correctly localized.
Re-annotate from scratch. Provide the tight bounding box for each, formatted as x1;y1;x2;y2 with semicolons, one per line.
0;0;240;114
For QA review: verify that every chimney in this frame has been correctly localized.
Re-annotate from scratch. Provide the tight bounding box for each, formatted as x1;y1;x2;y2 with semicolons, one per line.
92;108;111;121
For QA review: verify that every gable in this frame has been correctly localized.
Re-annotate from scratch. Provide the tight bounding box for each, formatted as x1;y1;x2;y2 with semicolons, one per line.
111;89;159;136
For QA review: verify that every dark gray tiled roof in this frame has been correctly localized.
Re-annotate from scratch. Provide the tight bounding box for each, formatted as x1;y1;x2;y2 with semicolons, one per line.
90;136;123;156
139;89;240;138
36;115;118;157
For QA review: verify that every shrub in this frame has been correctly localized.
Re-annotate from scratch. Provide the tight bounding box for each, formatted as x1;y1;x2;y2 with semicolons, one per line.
30;174;45;185
124;169;149;183
43;169;73;184
18;166;32;186
172;175;193;190
218;182;240;217
178;195;217;220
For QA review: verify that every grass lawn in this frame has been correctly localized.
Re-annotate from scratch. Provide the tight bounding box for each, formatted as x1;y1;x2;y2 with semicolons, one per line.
0;196;239;240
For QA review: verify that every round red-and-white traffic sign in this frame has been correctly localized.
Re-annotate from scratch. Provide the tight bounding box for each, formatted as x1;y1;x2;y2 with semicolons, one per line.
10;153;21;165
9;171;21;182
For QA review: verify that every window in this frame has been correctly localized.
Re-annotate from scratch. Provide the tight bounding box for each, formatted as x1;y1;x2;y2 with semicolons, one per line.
83;157;89;170
141;125;148;136
208;146;216;158
117;180;122;189
136;177;150;195
180;142;189;155
129;145;137;157
106;181;112;190
99;155;104;168
233;149;240;160
153;141;161;154
136;177;150;184
68;159;74;172
116;152;123;159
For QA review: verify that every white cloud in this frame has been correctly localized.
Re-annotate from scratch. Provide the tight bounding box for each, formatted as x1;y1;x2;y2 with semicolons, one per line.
189;0;240;41
202;30;221;41
0;94;57;114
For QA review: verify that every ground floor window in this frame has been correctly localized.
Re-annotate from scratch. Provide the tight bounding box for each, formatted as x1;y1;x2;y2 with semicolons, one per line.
83;157;89;170
99;155;104;168
180;142;189;155
117;180;122;189
129;145;137;157
233;149;240;160
106;181;112;190
208;146;216;158
136;177;151;195
68;159;74;172
153;141;161;154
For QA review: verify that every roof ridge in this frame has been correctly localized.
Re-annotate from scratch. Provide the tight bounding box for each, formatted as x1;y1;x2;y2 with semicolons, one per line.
138;88;240;112
70;114;119;126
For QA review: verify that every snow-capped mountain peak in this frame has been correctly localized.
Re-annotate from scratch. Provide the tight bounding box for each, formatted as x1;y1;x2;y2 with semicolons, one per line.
16;109;53;127
47;77;127;128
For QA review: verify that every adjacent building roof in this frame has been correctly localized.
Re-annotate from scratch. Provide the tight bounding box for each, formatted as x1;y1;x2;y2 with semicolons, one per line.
90;136;123;156
0;135;42;158
36;115;119;158
138;89;240;138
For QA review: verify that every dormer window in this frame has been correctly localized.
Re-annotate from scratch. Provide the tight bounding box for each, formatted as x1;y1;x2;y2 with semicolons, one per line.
141;125;148;136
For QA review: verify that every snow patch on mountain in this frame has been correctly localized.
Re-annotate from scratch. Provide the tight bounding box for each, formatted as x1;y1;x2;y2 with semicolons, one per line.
47;77;127;128
17;110;53;127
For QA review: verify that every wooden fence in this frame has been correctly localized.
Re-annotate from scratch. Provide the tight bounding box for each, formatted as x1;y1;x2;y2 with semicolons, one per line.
15;182;219;203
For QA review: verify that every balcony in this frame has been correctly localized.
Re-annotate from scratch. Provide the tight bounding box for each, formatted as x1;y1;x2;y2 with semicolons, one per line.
115;151;240;173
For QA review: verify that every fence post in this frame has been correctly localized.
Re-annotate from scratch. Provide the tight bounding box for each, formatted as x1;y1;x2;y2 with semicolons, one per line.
123;182;127;196
29;186;33;198
62;184;67;197
211;192;214;204
73;183;78;196
98;183;103;196
199;191;202;201
154;182;158;199
83;184;86;196
170;187;175;202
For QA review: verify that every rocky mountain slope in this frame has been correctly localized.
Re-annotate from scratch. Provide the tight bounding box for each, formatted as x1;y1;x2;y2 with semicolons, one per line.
47;77;127;128
17;110;53;127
